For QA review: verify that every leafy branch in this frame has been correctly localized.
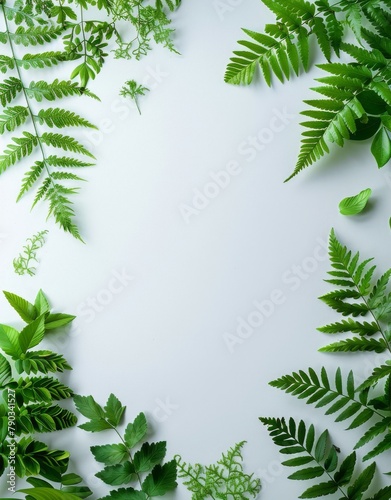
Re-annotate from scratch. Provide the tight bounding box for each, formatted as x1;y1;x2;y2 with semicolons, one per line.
74;393;178;499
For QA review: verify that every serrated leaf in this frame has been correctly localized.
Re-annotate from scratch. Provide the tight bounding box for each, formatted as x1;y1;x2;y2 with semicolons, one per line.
3;291;37;323
104;394;125;427
134;442;167;473
141;460;177;497
124;413;148;449
74;394;105;420
91;444;128;465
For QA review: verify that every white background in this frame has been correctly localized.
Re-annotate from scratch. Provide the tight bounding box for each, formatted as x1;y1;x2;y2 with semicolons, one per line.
1;0;391;498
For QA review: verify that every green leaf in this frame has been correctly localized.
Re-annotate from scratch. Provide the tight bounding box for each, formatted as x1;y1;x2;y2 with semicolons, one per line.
74;394;105;420
124;413;148;449
339;188;372;216
34;290;50;316
0;353;11;386
95;462;135;486
0;324;22;358
91;444;129;465
45;313;75;330
3;291;37;323
314;430;328;462
371;127;391;168
141;460;177;497
299;480;338;498
347;461;376;496
349;116;381;141
357;90;388;115
134;442;167;473
104;393;126;427
19;315;45;353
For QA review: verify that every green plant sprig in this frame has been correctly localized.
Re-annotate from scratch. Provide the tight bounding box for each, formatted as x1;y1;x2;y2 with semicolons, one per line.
74;393;178;500
175;442;261;500
13;229;48;276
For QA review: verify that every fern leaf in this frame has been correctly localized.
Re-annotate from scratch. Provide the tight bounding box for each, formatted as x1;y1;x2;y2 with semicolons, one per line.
270;367;375;430
319;337;387;353
10;25;63;46
355;418;391;450
40;132;95;158
341;43;388;71
16;161;45;201
18;51;65;69
0;54;15;73
26;79;90;102
45;185;83;241
309;17;331;61
317;318;379;336
0;105;28;133
16;403;77;434
287;95;366;180
37;108;97;129
358;362;391;391
0;132;38;173
45;155;94;168
363;434;391;461
0;76;22;106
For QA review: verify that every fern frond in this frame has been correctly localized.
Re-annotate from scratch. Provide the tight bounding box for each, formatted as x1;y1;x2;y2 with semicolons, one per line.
17;51;65;69
287;95;365;180
318;230;391;353
225;27;311;86
261;417;386;498
45;155;94;168
45;185;83;241
9;25;63;46
0;54;15;73
0;105;28;133
358;362;391;391
270;367;376;429
26;79;91;102
40;132;95;158
0;131;38;173
37;108;97;129
318;318;379;336
0;76;22;106
319;337;387;353
17;161;45;201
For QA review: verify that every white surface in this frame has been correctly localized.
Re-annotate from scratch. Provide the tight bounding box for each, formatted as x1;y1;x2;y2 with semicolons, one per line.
1;1;391;498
